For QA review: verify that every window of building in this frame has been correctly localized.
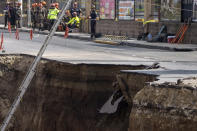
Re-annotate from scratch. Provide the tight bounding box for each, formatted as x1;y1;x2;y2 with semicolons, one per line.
135;0;144;19
160;0;181;21
119;0;135;20
99;0;115;19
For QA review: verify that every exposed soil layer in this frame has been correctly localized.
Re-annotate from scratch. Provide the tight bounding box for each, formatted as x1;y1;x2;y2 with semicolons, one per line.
0;54;147;131
128;77;197;131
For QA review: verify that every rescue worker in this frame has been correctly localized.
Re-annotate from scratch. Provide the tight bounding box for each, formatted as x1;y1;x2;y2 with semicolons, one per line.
41;1;48;30
62;10;71;30
89;6;97;39
15;2;22;28
63;10;72;23
66;12;80;29
37;2;46;31
47;3;59;31
70;2;81;18
4;2;10;28
31;3;38;30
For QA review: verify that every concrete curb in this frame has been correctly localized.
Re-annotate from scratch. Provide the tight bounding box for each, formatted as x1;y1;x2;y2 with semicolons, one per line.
0;27;92;41
120;41;197;52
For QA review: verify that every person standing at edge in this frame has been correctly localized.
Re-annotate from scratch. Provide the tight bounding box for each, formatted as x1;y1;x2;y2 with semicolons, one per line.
41;1;48;30
8;2;16;29
37;2;45;31
89;6;97;39
47;3;59;31
4;2;10;29
31;3;37;30
70;2;81;18
15;2;22;28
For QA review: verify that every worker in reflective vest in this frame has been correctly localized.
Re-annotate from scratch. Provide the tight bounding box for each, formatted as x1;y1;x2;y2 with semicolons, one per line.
47;3;59;31
66;12;80;29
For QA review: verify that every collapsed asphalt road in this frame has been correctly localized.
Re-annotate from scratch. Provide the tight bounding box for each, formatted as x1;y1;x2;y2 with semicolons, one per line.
1;29;197;131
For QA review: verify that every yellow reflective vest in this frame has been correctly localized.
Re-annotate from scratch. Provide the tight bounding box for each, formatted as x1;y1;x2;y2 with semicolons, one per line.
67;16;80;27
47;8;59;20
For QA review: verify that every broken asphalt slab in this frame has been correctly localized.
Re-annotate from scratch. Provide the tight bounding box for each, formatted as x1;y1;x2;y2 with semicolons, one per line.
121;69;197;84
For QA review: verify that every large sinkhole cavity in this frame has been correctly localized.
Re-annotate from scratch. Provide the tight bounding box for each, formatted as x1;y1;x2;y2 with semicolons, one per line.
0;54;155;131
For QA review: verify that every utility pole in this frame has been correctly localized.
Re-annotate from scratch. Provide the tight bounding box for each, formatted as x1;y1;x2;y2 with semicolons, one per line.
18;0;23;27
27;0;31;27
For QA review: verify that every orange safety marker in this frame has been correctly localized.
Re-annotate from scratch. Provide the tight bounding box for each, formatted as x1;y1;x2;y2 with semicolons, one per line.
0;33;4;50
15;29;19;40
30;29;33;40
64;27;69;38
8;22;11;33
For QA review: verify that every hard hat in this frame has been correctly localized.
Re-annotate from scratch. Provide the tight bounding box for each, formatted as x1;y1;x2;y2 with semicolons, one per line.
55;2;59;8
55;3;59;6
42;1;46;5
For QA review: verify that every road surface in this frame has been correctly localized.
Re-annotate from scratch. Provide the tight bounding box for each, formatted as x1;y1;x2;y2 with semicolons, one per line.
1;29;197;83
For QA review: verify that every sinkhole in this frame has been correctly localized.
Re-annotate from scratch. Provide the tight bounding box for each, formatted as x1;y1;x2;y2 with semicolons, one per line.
0;54;155;131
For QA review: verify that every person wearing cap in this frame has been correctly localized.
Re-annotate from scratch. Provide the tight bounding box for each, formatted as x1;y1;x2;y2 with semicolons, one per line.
15;2;22;28
66;12;80;29
47;3;59;30
31;3;38;30
70;2;81;18
41;1;48;30
4;2;10;28
62;10;72;30
55;3;59;10
89;6;97;39
37;2;47;31
8;2;16;29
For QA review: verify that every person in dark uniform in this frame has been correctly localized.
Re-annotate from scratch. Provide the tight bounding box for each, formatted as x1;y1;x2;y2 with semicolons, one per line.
41;1;48;30
37;2;46;31
89;6;97;39
4;2;10;28
8;3;16;29
70;2;81;18
31;3;38;30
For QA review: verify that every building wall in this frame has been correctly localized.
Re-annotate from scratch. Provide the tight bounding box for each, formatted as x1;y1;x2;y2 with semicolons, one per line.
96;20;197;44
96;20;143;38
